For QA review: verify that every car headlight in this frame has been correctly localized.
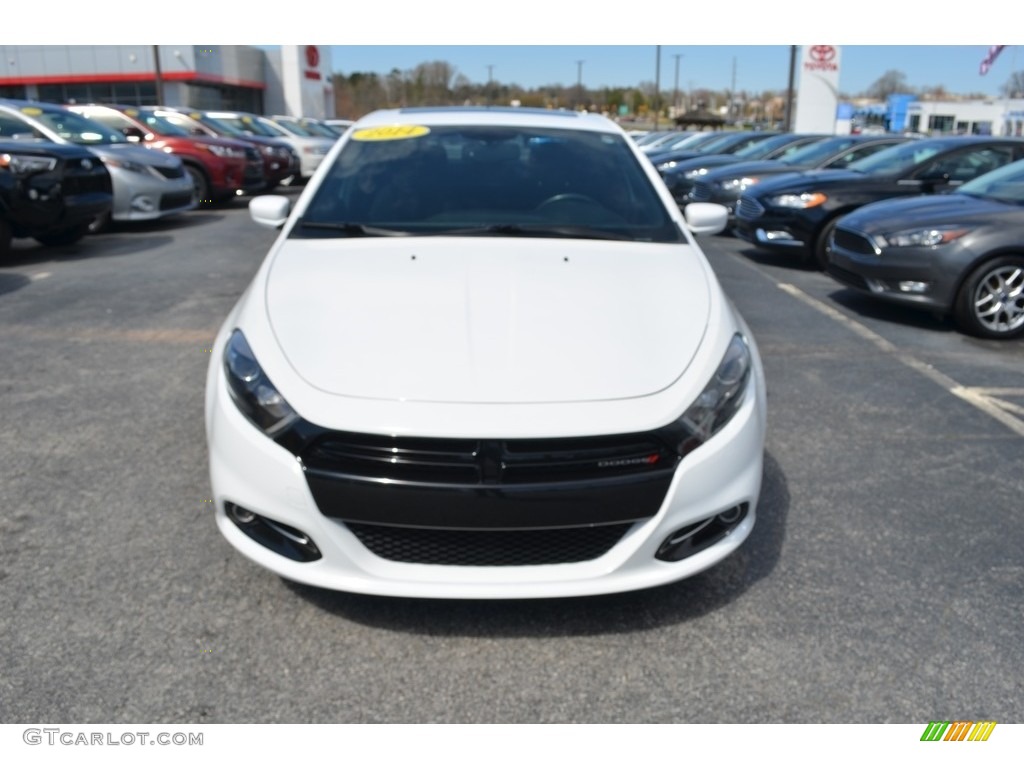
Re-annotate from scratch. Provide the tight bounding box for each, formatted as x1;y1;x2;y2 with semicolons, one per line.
198;143;245;159
719;177;759;192
876;225;969;248
0;152;57;175
675;333;752;450
223;330;298;436
103;156;148;174
656;161;678;171
682;167;707;179
767;191;828;209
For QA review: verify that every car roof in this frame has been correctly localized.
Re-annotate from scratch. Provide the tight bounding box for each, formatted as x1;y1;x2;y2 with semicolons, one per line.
353;107;623;134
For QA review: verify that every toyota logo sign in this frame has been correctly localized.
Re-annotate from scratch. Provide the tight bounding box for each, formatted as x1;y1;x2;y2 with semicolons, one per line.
809;45;836;63
305;46;320;68
804;45;839;72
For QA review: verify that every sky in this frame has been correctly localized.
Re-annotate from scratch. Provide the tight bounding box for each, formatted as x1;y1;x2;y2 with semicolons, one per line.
324;45;1021;98
19;2;1020;98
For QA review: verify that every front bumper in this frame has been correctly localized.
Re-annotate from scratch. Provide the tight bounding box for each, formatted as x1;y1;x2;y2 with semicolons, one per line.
205;354;767;599
827;235;965;312
108;168;196;222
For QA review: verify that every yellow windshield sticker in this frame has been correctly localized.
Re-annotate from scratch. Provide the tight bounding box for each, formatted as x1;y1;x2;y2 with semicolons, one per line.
351;125;430;141
189;112;202;120
124;108;139;117
20;106;43;116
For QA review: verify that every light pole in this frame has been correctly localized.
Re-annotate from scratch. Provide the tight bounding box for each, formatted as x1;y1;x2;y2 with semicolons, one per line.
576;60;584;109
673;53;682;119
486;65;494;105
653;45;661;130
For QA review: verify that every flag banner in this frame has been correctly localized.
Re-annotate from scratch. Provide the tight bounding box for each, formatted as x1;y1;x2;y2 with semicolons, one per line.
979;45;1006;75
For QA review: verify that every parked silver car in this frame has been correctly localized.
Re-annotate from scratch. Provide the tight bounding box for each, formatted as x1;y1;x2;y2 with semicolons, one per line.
0;99;196;231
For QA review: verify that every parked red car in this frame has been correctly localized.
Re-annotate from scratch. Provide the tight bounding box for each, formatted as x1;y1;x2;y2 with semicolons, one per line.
65;104;265;204
154;108;300;190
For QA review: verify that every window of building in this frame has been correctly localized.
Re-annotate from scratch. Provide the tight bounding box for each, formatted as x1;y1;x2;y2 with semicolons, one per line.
927;114;955;133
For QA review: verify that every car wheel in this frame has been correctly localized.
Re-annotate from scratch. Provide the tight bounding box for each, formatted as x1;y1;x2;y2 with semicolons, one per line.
953;256;1024;339
34;222;91;247
0;218;11;259
812;218;839;271
184;164;212;205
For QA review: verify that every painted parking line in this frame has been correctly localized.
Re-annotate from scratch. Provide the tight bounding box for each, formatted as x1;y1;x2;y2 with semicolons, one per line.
775;283;1024;439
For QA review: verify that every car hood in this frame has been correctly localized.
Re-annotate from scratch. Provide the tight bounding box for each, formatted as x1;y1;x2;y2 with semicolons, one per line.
704;160;804;180
754;168;864;194
96;142;182;169
264;237;711;404
840;193;1012;232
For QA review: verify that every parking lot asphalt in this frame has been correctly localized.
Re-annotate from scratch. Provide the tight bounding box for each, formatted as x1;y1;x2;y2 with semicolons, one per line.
0;198;1021;723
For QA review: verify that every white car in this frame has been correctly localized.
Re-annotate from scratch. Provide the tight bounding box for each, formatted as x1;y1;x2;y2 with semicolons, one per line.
205;107;767;599
252;115;335;180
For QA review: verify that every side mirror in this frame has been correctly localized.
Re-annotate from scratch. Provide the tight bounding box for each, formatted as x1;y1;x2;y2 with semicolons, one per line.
121;126;146;142
249;195;291;229
683;202;729;235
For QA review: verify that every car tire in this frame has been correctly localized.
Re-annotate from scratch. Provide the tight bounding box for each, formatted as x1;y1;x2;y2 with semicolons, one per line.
184;164;212;205
953;255;1024;339
812;218;840;271
34;222;91;247
0;218;11;259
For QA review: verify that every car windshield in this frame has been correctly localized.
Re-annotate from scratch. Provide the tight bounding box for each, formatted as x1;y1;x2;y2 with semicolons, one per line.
733;134;817;160
274;119;318;137
27;106;126;145
846;139;945;176
297;123;682;243
299;120;341;138
779;137;860;166
133;109;192;137
956;158;1024;205
200;114;280;138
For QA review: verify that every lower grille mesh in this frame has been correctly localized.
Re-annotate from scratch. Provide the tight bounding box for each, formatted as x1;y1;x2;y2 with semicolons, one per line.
345;522;633;566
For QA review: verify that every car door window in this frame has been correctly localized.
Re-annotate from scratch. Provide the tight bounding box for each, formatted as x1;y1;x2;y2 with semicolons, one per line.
917;146;1014;183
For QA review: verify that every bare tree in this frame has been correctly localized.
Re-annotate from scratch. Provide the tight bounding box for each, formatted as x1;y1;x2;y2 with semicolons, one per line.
1002;71;1024;98
866;70;911;99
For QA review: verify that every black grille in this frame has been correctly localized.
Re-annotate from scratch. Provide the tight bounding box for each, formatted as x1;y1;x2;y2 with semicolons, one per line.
345;522;633;565
690;181;712;202
62;163;111;196
159;190;195;211
304;432;674;486
155;165;186;180
826;262;871;291
833;227;878;256
737;196;764;220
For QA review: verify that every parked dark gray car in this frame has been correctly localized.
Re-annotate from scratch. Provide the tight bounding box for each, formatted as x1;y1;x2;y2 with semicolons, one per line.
826;158;1024;339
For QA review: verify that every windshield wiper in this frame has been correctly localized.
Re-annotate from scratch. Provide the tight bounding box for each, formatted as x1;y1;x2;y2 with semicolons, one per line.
298;220;411;237
425;224;633;241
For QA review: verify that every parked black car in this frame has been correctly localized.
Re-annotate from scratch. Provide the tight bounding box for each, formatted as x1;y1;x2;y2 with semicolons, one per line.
734;136;1024;269
1;140;112;259
659;133;830;205
684;134;913;215
826;158;1024;339
647;131;781;171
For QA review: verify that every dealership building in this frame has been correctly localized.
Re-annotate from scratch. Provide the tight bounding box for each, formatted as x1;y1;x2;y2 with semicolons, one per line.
0;45;335;118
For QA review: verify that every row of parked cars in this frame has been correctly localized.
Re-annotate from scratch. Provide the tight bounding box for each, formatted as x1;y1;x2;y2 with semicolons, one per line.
0;98;347;258
638;129;1024;340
